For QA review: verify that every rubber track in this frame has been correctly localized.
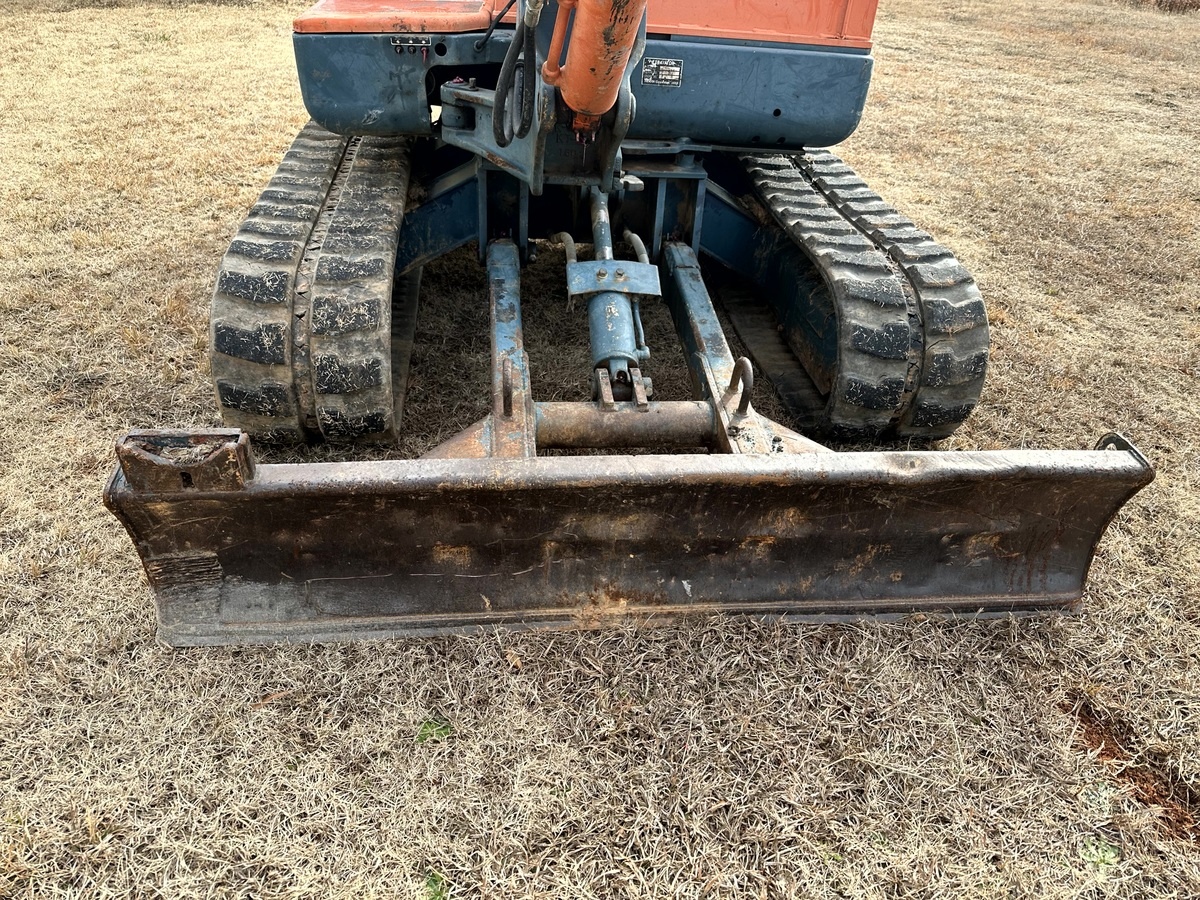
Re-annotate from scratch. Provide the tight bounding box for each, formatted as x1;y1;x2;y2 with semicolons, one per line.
798;150;989;437
741;154;916;438
742;152;989;439
304;134;410;441
210;123;412;443
211;123;348;438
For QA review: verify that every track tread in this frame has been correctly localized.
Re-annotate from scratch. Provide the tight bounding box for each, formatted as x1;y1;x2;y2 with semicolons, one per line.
743;149;989;439
210;123;413;444
210;122;348;437
742;155;917;438
797;148;989;437
304;134;410;442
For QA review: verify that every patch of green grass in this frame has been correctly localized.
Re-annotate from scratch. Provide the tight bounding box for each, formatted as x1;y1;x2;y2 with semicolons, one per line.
1080;836;1122;872
416;718;453;744
425;870;449;900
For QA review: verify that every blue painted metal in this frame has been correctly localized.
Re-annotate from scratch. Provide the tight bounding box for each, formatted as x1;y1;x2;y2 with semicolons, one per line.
580;190;645;390
486;240;536;457
629;39;872;149
566;260;660;299
586;288;640;380
438;68;632;194
660;242;739;402
700;182;838;390
659;242;815;455
567;256;659;374
294;32;872;152
393;161;480;275
293;32;510;136
440;78;557;190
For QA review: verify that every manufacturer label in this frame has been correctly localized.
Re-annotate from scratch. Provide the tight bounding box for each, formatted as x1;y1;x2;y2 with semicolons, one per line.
642;57;683;88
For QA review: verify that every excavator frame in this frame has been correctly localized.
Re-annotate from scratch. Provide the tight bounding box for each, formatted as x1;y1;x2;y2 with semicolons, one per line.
105;0;1152;646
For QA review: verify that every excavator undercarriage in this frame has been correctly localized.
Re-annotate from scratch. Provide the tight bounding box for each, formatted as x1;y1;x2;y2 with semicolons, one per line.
105;0;1151;646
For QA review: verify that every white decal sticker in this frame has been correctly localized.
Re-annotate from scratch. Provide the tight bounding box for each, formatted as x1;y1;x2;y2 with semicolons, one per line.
642;57;683;88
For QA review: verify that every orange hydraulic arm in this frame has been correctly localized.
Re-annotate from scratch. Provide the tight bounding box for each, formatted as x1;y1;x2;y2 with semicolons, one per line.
543;0;650;134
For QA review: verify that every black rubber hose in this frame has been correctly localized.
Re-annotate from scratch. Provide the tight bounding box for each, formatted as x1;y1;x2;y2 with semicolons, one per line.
474;0;517;51
493;19;538;147
493;23;525;147
517;21;536;139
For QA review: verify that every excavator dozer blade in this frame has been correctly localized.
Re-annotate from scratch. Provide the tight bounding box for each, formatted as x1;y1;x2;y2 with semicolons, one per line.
105;430;1151;647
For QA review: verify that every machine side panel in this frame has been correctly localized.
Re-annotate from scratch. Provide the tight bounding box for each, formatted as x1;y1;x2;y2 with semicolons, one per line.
296;32;873;149
629;40;873;149
294;32;505;137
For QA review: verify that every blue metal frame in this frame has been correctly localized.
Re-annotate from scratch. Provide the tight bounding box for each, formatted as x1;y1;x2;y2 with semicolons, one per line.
699;182;838;391
393;160;480;275
294;31;872;152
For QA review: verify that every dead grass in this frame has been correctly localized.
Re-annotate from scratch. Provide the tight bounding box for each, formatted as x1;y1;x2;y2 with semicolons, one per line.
2;0;1200;896
1131;0;1200;13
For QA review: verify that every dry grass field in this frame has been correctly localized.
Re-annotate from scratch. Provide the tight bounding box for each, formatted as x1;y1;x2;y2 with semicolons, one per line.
2;0;1200;896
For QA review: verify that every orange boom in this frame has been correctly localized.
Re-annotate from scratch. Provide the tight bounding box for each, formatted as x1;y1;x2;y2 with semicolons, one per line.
544;0;651;131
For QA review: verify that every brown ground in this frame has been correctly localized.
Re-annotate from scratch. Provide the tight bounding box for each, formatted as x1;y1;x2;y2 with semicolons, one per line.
2;0;1200;896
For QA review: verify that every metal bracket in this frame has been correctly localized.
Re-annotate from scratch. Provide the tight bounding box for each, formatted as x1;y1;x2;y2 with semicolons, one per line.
596;368;617;411
723;357;754;417
630;367;650;410
440;80;558;194
115;430;254;493
391;35;433;52
1096;432;1152;471
488;241;536;457
566;259;661;300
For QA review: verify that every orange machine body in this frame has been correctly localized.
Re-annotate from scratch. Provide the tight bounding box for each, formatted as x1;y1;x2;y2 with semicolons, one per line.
294;0;880;50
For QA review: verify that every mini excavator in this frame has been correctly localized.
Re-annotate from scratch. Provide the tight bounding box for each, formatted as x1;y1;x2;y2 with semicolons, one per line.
105;0;1152;645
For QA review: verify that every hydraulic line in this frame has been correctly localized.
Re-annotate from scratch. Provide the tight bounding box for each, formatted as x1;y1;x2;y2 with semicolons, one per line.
590;187;614;260
553;231;577;263
622;228;650;353
622;228;649;265
493;0;546;147
474;0;518;51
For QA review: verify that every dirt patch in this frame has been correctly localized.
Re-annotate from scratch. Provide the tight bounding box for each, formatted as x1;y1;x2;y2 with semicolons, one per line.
1065;692;1200;842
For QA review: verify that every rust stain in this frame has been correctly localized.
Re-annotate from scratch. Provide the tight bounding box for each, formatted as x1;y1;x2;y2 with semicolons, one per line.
738;534;777;561
430;543;474;567
963;532;1003;557
845;543;890;579
571;586;673;629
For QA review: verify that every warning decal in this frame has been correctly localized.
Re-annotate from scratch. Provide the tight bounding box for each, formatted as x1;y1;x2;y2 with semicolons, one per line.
641;57;683;88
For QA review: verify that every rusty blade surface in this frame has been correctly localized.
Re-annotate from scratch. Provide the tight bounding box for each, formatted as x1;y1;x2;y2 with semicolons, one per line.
104;431;1152;646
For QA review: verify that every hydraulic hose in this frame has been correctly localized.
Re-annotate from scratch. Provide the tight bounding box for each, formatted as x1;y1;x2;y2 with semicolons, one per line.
475;0;518;51
493;0;545;148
